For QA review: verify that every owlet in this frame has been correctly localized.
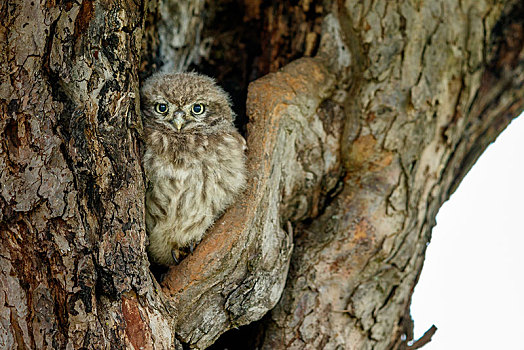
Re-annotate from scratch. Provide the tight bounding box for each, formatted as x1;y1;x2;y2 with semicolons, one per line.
141;72;247;266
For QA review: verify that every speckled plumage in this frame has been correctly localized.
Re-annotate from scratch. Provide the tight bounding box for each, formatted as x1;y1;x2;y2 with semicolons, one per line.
141;72;246;266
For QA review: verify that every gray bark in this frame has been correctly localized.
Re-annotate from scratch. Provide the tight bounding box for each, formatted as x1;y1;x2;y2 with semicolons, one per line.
1;0;523;349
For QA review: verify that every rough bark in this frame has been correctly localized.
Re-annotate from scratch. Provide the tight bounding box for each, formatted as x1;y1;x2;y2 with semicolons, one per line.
0;0;161;348
259;1;524;349
1;0;523;350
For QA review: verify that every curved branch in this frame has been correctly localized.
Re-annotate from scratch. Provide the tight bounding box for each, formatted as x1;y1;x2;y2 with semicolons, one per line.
161;58;340;348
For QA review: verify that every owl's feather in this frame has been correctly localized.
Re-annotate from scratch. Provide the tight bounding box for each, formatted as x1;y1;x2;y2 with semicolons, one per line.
141;72;246;266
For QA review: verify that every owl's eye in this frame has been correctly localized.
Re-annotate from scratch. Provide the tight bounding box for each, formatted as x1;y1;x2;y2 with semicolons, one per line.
191;103;205;115
155;103;168;114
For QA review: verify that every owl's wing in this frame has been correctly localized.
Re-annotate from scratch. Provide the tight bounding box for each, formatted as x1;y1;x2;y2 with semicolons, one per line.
232;131;247;152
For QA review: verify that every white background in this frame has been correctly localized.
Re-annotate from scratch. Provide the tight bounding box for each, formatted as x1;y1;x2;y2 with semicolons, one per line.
411;113;524;349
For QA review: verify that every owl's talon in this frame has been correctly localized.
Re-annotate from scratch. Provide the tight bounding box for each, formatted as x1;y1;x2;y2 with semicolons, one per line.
189;242;194;254
171;250;180;264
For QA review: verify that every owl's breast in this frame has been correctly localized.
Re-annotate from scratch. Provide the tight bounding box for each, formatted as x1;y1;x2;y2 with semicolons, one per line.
144;130;246;245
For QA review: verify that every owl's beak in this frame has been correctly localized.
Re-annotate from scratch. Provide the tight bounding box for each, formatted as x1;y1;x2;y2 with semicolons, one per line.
172;110;185;131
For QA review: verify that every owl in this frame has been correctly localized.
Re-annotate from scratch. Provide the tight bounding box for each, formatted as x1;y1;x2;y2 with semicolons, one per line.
141;72;247;266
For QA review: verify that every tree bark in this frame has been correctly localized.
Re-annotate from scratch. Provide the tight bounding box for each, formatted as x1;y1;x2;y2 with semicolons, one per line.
0;0;159;348
1;0;523;349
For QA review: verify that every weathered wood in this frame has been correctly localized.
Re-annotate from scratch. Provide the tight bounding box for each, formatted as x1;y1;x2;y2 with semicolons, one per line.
0;0;159;347
162;57;343;348
261;1;524;349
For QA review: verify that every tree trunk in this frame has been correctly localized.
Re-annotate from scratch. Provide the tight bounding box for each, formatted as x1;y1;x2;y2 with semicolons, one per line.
1;0;523;349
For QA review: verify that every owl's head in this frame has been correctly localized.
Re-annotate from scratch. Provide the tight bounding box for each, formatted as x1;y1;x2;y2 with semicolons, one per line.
140;72;234;133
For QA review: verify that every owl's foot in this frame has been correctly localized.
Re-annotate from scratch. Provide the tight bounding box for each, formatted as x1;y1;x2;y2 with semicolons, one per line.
171;249;180;264
170;244;195;264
